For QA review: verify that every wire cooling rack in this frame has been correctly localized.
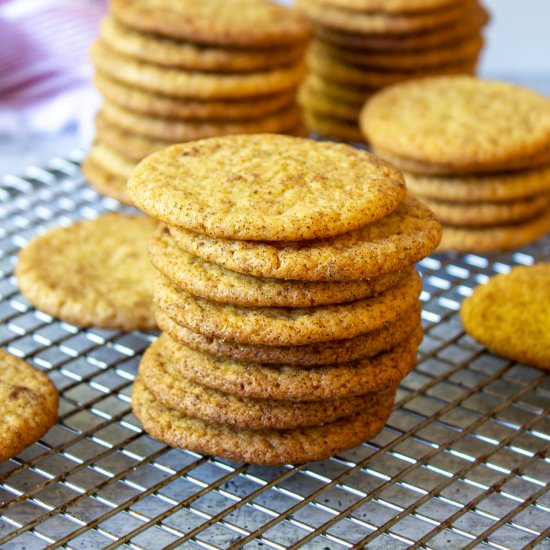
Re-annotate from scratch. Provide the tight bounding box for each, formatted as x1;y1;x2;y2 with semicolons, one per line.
0;154;548;550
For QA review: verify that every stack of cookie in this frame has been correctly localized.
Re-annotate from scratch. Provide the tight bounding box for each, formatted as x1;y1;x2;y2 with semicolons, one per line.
362;76;550;252
127;135;441;465
82;0;311;204
296;0;487;142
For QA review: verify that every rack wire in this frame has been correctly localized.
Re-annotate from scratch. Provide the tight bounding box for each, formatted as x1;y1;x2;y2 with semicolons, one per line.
0;154;548;550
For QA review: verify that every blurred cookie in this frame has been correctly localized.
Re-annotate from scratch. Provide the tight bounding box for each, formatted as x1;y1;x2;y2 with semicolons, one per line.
81;155;131;204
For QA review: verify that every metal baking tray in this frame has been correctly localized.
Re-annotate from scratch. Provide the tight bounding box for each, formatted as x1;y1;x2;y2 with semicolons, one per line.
0;153;548;549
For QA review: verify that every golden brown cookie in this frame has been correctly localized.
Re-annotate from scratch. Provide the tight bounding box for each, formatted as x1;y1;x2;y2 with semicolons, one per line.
154;269;422;346
111;0;311;47
16;213;157;331
86;141;135;180
139;338;390;430
91;41;307;99
132;377;393;465
94;72;297;120
169;195;441;281
0;350;58;462
305;74;373;105
128;135;405;241
155;304;420;366
362;76;550;174
81;155;132;205
161;328;421;401
461;264;550;370
100;16;306;71
308;0;463;13
299;81;363;122
150;225;409;307
304;109;364;142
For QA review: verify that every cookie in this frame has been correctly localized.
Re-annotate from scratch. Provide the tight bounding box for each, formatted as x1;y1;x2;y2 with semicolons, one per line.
139;338;391;430
0;350;58;462
132;377;393;465
154;269;422;346
438;209;550;253
128;135;405;241
81;155;132;205
405;164;550;203
161;328;422;401
304;109;364;142
423;193;550;227
299;81;363;122
150;225;409;307
91;41;307;99
296;0;472;35
86;141;136;181
305;74;374;105
16;213;157;331
111;0;311;47
101;100;302;141
461;264;550;370
362;76;550;174
94;72;296;120
155;304;420;366
100;16;306;72
169;195;441;281
307;0;463;13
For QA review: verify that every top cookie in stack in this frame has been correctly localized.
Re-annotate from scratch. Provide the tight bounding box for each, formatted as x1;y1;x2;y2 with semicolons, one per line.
296;0;487;142
127;134;442;465
82;0;311;204
361;76;550;252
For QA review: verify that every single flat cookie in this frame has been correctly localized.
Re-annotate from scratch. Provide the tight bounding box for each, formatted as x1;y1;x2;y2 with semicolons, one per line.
461;264;550;370
299;81;363;122
154;269;422;346
139;338;390;430
155;304;421;366
128;135;405;241
81;155;133;205
150;225;409;307
132;378;393;465
423;193;550;227
0;350;58;462
94;72;296;120
362;77;550;174
91;41;307;99
100;16;306;71
169;195;441;281
438;209;550;253
312;0;463;13
101;100;302;141
405;165;550;203
304;109;364;142
111;0;311;47
16;213;157;331
161;328;421;401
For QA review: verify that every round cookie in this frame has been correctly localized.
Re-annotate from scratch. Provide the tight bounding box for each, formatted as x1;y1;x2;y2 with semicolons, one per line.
139;338;389;430
405;165;550;203
86;141;136;180
155;304;421;366
154;269;422;346
362;77;550;174
461;264;550;370
438;209;550;253
111;0;311;47
168;195;441;281
161;328;422;401
306;0;463;13
94;72;296;120
132;378;393;465
128;135;406;241
100;16;306;72
423;193;550;227
0;350;58;462
91;41;307;99
100;100;302;141
304;109;364;142
16;213;157;331
150;225;409;307
305;74;373;105
299;82;363;122
81;155;132;205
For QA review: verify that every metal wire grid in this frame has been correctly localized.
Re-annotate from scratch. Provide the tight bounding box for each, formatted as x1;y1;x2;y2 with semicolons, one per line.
0;155;548;550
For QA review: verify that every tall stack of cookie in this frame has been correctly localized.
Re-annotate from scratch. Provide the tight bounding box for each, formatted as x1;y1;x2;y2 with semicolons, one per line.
362;76;550;253
82;0;311;204
127;135;441;465
296;0;488;142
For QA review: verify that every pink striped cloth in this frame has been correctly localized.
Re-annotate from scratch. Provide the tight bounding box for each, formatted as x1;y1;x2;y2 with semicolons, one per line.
0;0;106;135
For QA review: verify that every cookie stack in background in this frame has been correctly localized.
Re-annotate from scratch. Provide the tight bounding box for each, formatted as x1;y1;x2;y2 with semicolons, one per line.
82;0;311;204
296;0;488;142
127;135;441;465
362;76;550;253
